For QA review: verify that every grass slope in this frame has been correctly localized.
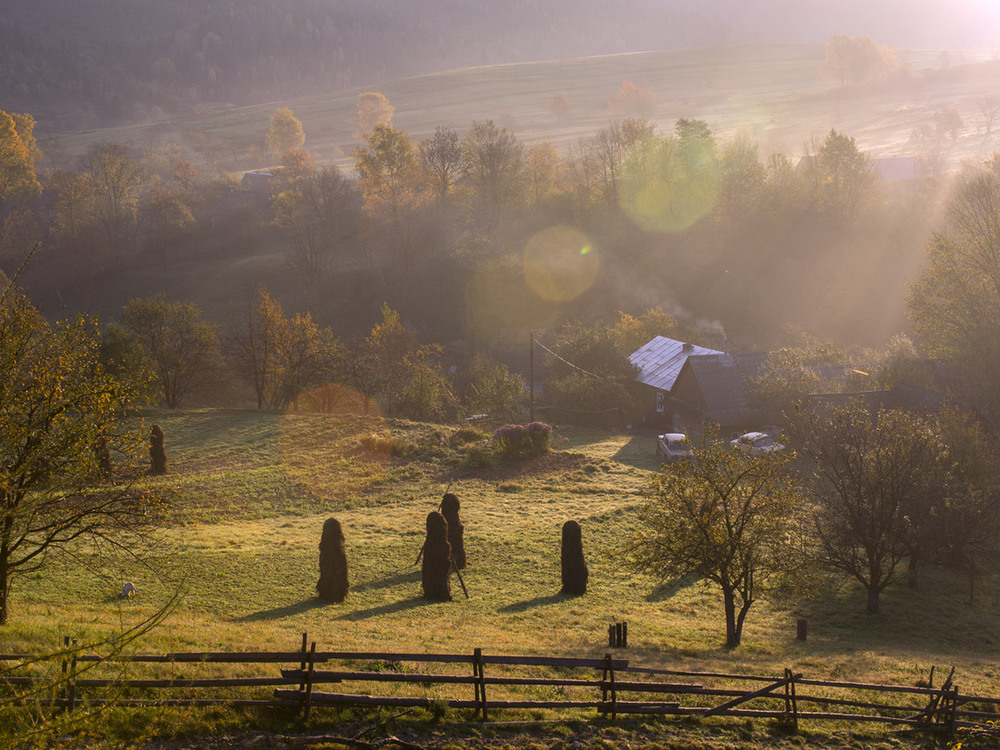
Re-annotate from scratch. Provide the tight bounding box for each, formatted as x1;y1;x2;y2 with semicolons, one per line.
10;410;1000;695
41;44;1000;173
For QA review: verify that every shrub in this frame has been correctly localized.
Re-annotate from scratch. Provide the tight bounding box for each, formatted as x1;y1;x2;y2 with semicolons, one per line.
461;447;497;470
525;421;552;454
492;424;527;455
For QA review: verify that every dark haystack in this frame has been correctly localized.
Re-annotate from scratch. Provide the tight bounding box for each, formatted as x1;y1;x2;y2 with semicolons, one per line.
422;511;452;601
440;492;466;570
149;424;167;475
317;518;349;603
560;520;588;595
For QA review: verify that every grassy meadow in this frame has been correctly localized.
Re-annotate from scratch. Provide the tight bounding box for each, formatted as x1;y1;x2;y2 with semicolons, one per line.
10;409;1000;697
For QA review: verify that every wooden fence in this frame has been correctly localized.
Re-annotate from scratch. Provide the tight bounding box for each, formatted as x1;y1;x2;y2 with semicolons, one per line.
3;634;999;738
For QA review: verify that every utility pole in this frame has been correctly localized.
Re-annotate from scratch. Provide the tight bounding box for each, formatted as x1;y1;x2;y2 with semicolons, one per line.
529;331;535;422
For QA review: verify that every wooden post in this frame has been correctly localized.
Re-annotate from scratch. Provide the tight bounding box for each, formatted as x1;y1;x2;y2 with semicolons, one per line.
67;645;78;712
608;624;615;648
298;632;308;692
796;619;807;641
784;668;798;730
622;621;627;648
473;647;487;722
303;641;316;722
603;653;617;722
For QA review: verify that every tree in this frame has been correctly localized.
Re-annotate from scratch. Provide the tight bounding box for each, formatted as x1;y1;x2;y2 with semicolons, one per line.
419;126;463;204
628;429;799;647
546;92;571;123
266;107;306;157
526;141;562;206
794;403;945;614
908;160;1000;423
577;119;654;208
809;129;877;225
82;143;144;260
0;110;41;204
272;164;358;306
609;81;657;119
0;284;154;624
619;124;720;233
462;353;526;423
356;91;394;135
121;295;221;408
461;120;526;231
977;95;1000;136
352;124;428;270
822;34;897;86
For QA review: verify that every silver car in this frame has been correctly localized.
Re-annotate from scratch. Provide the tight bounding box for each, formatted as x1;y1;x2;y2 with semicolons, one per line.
656;432;693;463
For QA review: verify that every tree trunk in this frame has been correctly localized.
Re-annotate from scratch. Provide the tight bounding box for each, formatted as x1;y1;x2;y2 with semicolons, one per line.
866;586;880;615
723;586;739;648
0;558;9;625
907;552;920;588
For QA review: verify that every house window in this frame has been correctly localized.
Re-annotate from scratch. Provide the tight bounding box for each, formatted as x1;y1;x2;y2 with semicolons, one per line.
656;392;664;413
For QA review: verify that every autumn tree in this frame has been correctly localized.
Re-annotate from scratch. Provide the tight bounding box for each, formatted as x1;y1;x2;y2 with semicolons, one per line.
0;284;154;624
266;107;306;157
138;183;195;260
352;123;429;269
461;120;526;231
356;91;394;135
546;92;571;123
628;429;799;647
0;110;41;204
121;295;221;408
609;81;657;119
272;164;358;305
822;34;897;86
794;403;946;614
908;159;1000;422
576;118;654;208
526;140;562;206
82;143;144;260
228;286;342;411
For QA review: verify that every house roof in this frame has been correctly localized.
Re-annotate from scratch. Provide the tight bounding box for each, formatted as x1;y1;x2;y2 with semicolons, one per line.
629;335;723;392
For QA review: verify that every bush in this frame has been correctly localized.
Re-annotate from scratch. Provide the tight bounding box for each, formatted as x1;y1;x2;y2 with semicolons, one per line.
461;446;497;469
492;422;552;456
525;421;552;454
492;424;527;455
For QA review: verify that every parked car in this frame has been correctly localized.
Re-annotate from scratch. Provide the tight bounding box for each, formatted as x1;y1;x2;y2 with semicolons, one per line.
730;431;785;456
656;432;693;463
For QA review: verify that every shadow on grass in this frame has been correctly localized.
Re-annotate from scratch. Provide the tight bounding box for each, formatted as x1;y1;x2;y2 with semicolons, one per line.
232;598;328;622
335;597;438;621
498;593;568;613
645;573;701;602
351;570;421;593
609;433;660;471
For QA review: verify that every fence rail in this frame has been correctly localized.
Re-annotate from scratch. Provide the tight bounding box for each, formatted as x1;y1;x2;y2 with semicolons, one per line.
2;634;998;738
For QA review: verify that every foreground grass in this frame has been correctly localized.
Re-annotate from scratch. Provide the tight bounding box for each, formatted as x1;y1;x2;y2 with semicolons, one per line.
6;409;1000;747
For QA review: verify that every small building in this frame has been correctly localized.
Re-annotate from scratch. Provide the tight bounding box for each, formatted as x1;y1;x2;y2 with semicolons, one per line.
628;336;724;429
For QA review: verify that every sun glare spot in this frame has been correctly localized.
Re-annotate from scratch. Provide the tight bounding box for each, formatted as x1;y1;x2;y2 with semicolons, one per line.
523;225;599;302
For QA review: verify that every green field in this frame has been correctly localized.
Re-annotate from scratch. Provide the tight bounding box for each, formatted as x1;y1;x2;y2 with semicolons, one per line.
7;410;1000;747
40;44;1000;175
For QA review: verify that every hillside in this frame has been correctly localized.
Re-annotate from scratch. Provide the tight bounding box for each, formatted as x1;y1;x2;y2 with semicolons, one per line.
7;409;1000;746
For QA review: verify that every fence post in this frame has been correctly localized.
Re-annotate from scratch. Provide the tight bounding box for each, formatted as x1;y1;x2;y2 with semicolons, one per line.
473;647;487;721
67;645;78;713
302;641;316;723
603;653;617;723
784;668;798;730
298;632;308;692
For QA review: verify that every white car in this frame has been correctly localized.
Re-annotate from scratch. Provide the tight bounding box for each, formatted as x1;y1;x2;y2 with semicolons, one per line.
656;433;693;463
730;431;785;456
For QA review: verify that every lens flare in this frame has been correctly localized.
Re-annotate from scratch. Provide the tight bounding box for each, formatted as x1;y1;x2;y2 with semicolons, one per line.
619;136;721;233
522;225;599;302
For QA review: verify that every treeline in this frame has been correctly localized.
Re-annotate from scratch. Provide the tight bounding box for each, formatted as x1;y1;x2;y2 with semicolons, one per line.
0;0;732;130
4;99;992;418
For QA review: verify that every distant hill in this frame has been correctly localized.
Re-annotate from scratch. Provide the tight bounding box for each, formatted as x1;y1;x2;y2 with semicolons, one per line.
3;0;997;134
